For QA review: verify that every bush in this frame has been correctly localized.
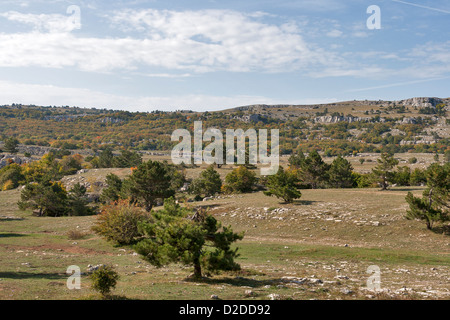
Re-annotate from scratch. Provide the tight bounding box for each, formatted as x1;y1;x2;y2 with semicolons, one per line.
189;165;222;197
264;166;301;203
223;166;256;193
92;201;150;245
90;265;119;298
0;164;25;190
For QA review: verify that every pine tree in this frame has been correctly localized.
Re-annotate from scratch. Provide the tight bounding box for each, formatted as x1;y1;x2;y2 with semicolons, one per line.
328;156;354;188
405;163;449;230
100;173;123;203
128;160;175;211
98;148;114;168
288;152;306;168
18;180;68;217
299;150;330;189
190;165;222;197
67;183;96;216
134;198;244;278
3;137;19;154
112;150;142;168
372;153;398;190
264;166;301;203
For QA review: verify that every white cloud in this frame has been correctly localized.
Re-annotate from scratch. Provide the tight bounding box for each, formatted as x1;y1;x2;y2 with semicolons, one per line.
0;8;339;74
326;29;343;38
0;8;81;33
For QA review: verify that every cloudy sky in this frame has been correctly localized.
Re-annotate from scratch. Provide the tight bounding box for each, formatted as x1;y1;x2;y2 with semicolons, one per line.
0;0;449;111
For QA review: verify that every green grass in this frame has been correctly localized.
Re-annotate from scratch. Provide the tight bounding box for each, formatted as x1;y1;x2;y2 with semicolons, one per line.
236;242;450;267
1;184;449;300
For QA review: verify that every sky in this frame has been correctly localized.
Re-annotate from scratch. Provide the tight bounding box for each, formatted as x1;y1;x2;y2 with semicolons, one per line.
0;0;449;112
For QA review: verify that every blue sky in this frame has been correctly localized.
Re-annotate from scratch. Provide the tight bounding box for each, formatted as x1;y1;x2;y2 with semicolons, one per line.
0;0;448;111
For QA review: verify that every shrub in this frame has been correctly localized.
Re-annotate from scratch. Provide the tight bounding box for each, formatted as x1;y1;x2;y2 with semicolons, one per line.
223;166;256;193
90;265;119;298
264;166;301;203
0;163;25;190
189;165;222;197
92;201;150;245
2;180;15;191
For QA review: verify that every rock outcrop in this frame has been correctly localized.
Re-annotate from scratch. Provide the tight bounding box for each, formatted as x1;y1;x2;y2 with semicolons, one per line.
0;154;33;169
398;97;443;109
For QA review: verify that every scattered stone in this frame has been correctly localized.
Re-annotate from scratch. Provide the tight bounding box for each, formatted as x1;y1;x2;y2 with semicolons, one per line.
244;290;254;297
309;278;323;284
267;293;281;300
87;264;106;272
210;295;220;300
340;288;353;295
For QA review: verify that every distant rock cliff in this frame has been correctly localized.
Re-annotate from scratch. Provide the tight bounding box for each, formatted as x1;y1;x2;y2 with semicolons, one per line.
397;97;443;109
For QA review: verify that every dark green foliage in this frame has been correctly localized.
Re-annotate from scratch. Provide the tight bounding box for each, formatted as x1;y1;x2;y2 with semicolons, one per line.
3;137;19;154
372;153;399;190
394;166;411;186
410;168;427;186
67;183;96;216
112;150;143;168
264;166;301;203
90;265;119;297
445;150;450;163
49;149;71;159
100;173;124;203
351;172;373;188
128;160;176;211
405;163;449;230
134;198;244;278
189;165;222;197
18;181;68;217
299;150;330;189
328;156;354;188
18;179;95;217
288;152;305;168
98;148;114;168
162;161;186;191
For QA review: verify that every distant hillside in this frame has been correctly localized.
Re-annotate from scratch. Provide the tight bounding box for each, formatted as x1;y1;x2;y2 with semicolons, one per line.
0;97;449;156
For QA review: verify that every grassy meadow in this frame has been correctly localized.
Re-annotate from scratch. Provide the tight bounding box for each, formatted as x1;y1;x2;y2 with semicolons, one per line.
1;172;449;300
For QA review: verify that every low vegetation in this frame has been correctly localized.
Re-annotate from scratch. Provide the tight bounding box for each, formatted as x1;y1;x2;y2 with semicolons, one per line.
0;101;449;300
